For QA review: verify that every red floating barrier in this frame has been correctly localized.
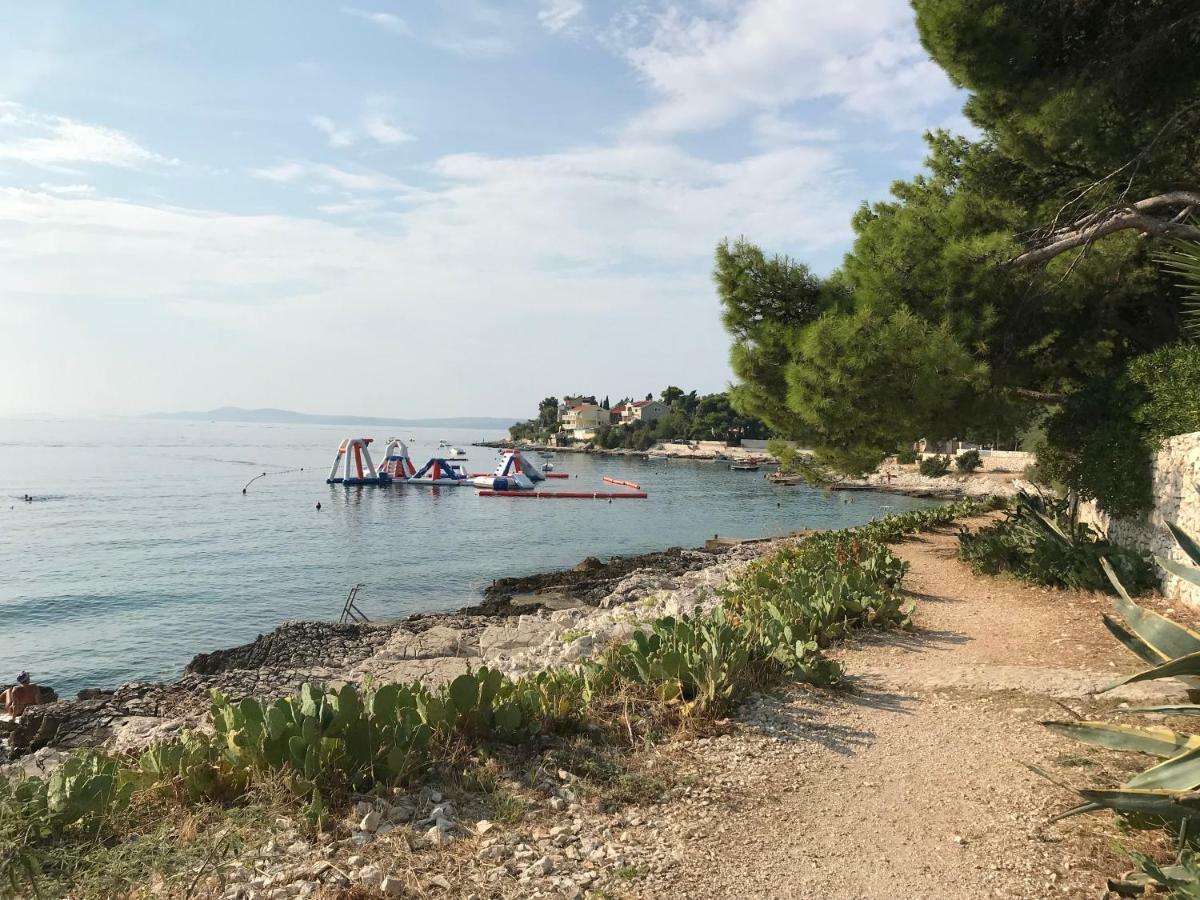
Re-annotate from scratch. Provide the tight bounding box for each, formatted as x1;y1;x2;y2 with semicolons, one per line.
544;472;570;479
602;476;641;490
477;490;648;499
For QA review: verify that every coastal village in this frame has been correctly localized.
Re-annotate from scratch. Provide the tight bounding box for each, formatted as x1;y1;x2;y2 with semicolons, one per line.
4;3;1200;900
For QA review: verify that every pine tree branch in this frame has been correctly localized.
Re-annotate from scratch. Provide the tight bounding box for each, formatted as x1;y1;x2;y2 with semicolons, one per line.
1012;192;1200;266
1012;387;1067;403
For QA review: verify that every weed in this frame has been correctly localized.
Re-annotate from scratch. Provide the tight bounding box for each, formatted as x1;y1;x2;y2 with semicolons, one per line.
1054;754;1096;768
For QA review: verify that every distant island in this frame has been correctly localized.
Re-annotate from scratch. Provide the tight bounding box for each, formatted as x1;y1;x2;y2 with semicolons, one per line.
144;406;519;430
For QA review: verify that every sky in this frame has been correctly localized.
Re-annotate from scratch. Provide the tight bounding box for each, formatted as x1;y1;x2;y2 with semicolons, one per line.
0;0;970;420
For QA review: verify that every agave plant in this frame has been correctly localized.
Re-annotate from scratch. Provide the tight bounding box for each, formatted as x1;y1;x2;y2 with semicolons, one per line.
1041;523;1200;830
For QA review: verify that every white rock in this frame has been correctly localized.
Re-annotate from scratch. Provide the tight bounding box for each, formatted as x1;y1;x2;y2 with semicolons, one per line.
357;865;384;889
425;824;450;847
528;855;554;876
380;874;406;896
476;819;496;835
359;810;382;833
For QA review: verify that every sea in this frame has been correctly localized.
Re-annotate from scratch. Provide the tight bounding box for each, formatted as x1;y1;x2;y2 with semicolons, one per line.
0;418;935;696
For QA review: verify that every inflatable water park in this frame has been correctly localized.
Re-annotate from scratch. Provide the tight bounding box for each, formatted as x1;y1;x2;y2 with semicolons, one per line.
325;440;646;498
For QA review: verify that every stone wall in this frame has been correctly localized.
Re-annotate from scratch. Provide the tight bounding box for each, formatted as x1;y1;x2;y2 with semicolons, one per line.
1078;431;1200;606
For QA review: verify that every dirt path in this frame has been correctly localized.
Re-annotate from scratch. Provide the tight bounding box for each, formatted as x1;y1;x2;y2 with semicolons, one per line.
625;521;1189;900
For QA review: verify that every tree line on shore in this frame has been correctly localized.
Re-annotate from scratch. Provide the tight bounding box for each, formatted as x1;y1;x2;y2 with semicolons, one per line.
508;388;770;451
719;0;1200;516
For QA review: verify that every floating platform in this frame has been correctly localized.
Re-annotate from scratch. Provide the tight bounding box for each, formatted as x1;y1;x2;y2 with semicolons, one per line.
477;490;647;499
327;438;390;485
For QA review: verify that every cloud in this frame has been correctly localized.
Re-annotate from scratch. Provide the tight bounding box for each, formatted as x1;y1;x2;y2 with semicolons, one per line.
340;7;411;36
38;182;96;195
250;160;413;193
362;114;414;145
342;6;511;58
0;101;173;170
308;107;415;149
415;140;855;269
539;0;584;34
620;0;958;135
0;127;863;415
310;114;355;148
751;112;840;148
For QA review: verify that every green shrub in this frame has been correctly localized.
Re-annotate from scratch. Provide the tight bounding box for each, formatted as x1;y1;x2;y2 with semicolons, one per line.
896;447;918;464
918;455;951;477
954;449;982;473
958;492;1156;593
1021;462;1045;485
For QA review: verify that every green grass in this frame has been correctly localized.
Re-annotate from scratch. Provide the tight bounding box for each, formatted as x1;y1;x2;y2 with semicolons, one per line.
2;790;284;900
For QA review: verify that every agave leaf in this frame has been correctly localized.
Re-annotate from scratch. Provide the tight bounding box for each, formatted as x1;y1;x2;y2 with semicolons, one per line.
1157;555;1200;590
1073;786;1200;822
1103;649;1200;692
1101;557;1135;604
1102;562;1200;661
1043;720;1200;758
1169;523;1200;569
1027;506;1072;547
1127;745;1200;791
1122;705;1200;717
1103;614;1165;666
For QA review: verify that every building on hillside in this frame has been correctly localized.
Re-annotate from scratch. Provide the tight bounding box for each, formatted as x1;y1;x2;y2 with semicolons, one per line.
609;401;629;423
917;438;982;455
623;399;667;425
561;404;609;439
558;395;597;421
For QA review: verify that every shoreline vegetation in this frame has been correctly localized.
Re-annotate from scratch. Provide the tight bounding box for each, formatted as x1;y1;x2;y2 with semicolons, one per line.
480;439;1032;500
0;499;1001;898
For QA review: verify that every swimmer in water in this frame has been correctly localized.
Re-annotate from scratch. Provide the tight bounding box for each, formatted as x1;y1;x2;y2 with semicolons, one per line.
316;501;322;511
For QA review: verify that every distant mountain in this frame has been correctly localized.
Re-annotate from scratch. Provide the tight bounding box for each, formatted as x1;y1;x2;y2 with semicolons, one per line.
145;406;518;430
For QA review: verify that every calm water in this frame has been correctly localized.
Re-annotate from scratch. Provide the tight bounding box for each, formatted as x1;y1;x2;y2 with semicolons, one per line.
0;419;933;695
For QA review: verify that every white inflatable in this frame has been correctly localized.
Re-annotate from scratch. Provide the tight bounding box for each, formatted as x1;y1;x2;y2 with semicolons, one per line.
408;457;470;486
379;438;416;481
326;438;386;485
471;448;544;490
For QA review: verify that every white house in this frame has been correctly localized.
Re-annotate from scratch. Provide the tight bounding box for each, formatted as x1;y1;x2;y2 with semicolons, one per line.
557;395;597;421
624;399;667;424
561;404;609;439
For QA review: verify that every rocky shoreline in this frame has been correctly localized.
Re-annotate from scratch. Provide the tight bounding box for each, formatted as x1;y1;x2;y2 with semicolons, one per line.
2;536;786;768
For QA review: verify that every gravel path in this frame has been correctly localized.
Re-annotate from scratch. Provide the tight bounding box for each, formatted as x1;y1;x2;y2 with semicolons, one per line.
620;521;1187;900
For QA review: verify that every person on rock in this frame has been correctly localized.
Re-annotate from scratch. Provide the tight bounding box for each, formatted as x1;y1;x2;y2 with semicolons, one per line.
2;672;41;717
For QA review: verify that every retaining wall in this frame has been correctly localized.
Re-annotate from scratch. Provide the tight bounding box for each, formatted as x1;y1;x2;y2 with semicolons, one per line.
1078;431;1200;606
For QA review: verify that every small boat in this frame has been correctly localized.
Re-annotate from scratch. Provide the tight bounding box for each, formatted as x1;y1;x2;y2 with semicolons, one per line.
729;460;760;471
438;441;468;460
